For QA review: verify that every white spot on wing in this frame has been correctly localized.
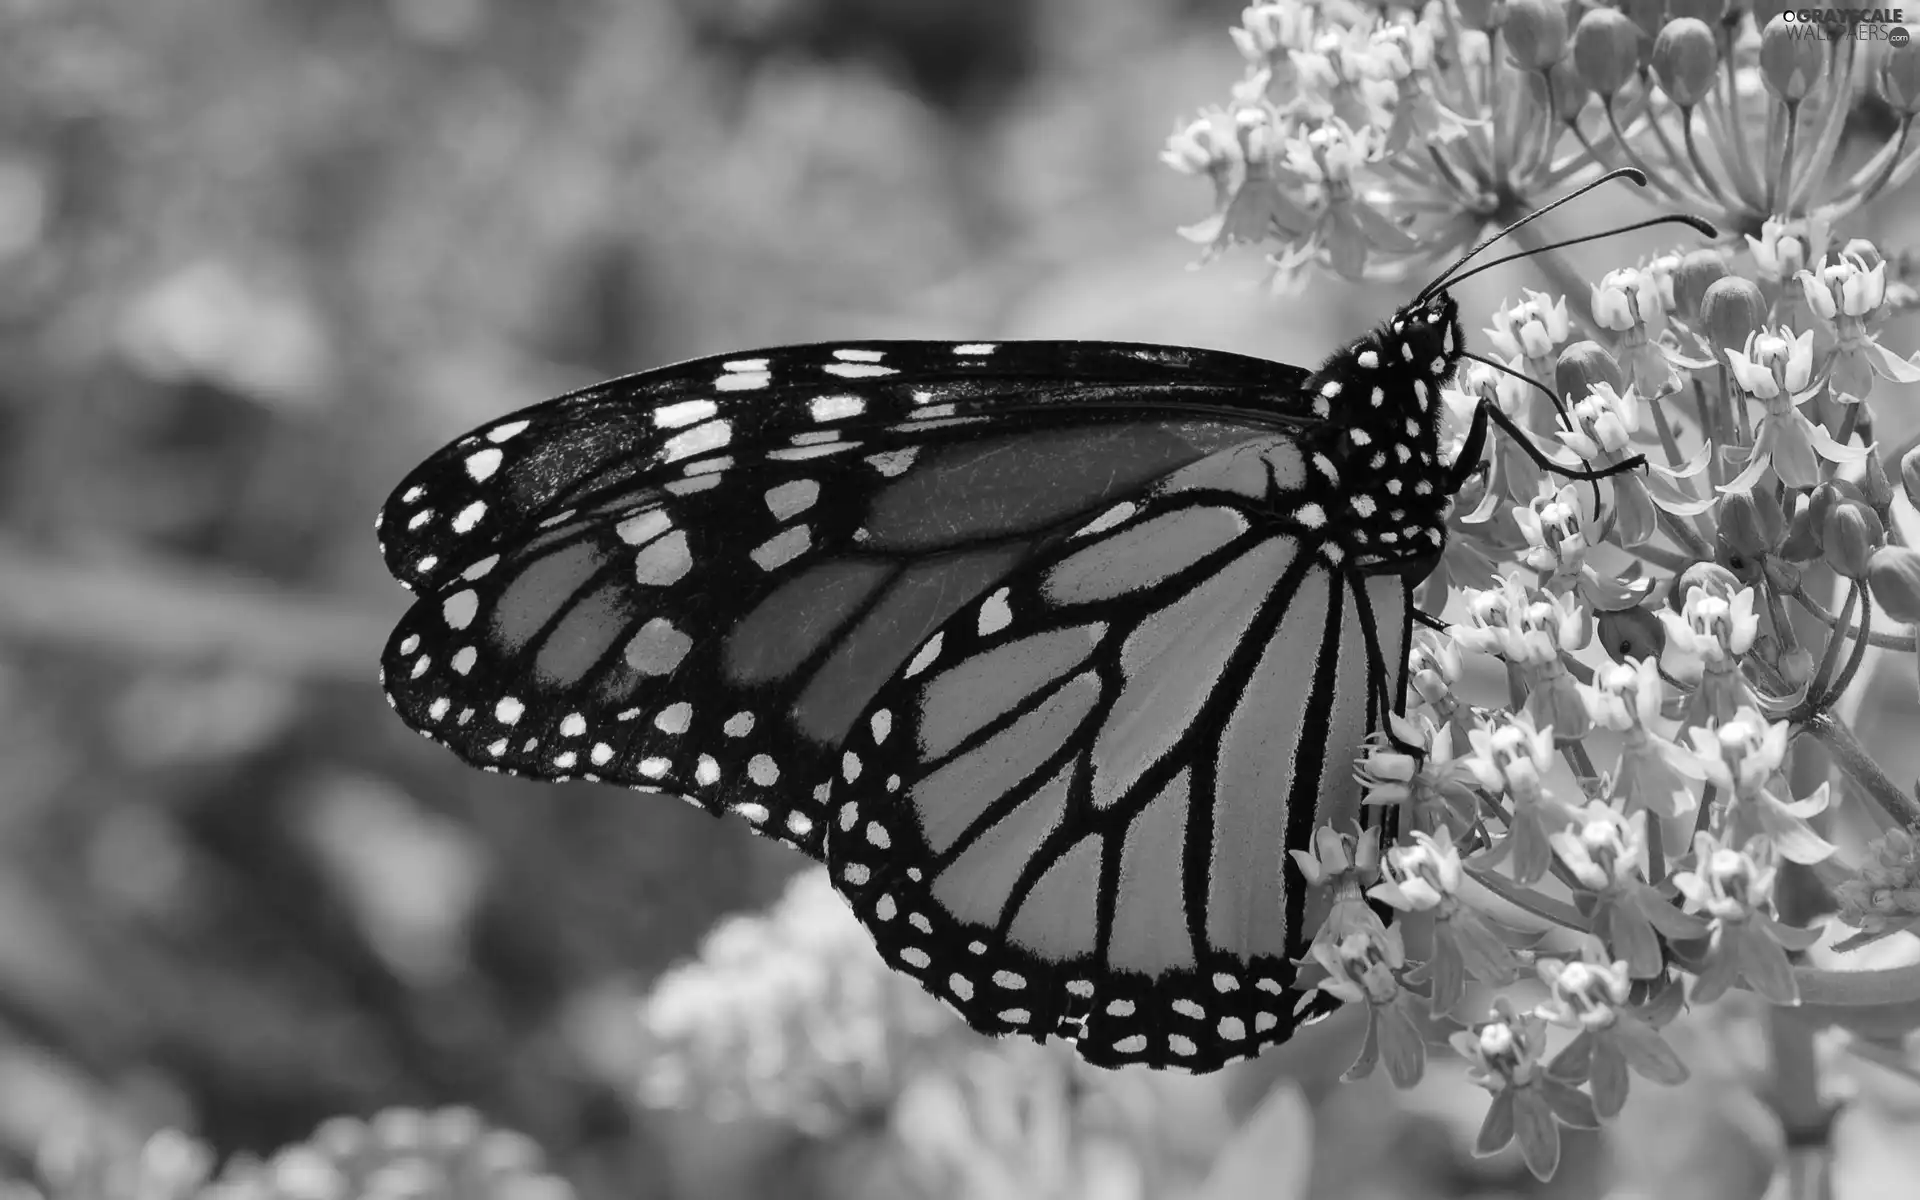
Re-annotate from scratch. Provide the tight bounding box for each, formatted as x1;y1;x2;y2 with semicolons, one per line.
977;587;1012;636
654;399;718;429
866;448;918;477
904;631;943;677
748;754;779;785
810;393;865;422
715;371;769;391
724;358;768;372
442;590;478;629
1079;501;1135;537
833;348;886;362
496;697;524;725
451;646;477;674
661;420;731;462
486;420;529;443
655;702;692;733
764;479;820;520
750;525;811;570
465;449;503;481
560;713;586;737
952;343;996;355
724;712;754;737
825;362;895;378
633;530;693;586
462;555;499;580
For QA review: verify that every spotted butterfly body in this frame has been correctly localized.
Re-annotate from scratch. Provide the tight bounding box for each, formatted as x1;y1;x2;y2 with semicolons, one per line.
378;295;1469;1073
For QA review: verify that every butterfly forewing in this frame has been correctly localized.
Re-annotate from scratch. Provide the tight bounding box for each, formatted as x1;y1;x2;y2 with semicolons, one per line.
821;436;1413;1071
377;341;1317;858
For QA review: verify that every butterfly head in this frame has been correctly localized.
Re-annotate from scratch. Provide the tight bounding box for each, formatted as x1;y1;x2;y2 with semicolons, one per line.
1385;290;1462;388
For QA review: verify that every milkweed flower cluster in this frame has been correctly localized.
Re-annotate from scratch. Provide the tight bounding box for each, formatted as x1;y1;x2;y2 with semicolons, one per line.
635;867;959;1132
1169;0;1920;286
1169;0;1920;1185
19;1109;573;1200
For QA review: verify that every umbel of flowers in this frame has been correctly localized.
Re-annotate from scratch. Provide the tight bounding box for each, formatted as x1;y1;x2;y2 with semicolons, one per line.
1166;0;1920;282
1151;0;1920;1186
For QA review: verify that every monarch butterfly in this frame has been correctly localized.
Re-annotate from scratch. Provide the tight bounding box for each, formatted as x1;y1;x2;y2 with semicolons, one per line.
376;169;1712;1072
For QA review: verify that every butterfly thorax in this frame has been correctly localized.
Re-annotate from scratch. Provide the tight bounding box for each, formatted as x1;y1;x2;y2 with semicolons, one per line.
1294;292;1464;575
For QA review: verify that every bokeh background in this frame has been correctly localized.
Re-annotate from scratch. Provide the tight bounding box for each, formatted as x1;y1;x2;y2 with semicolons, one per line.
6;1;1920;1198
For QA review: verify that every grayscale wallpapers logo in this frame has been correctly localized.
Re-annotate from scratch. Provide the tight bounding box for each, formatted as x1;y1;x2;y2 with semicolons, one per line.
1779;7;1911;37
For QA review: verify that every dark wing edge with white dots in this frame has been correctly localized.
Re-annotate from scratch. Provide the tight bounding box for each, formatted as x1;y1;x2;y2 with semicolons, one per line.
821;439;1412;1071
376;340;1315;860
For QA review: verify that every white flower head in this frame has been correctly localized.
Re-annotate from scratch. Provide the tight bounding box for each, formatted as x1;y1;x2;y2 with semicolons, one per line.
1486;289;1572;361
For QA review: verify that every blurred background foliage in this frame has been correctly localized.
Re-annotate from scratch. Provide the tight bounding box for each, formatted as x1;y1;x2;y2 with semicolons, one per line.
6;0;1920;1198
0;0;1375;1196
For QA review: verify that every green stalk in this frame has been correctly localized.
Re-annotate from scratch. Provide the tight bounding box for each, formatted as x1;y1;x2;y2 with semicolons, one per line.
1803;711;1920;825
1766;1005;1836;1200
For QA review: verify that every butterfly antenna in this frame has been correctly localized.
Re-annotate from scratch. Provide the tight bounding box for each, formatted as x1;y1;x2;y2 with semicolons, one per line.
1416;168;1715;302
1434;213;1720;295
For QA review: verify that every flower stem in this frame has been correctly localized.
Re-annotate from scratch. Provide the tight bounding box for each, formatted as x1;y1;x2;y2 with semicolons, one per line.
1802;710;1920;825
1765;1004;1836;1200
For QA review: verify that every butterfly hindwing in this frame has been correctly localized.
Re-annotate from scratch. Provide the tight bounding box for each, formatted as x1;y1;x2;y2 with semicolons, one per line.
378;342;1318;858
821;436;1413;1071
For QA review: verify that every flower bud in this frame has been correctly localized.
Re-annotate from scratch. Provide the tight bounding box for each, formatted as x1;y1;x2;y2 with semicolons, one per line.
1457;0;1509;32
1717;489;1784;575
1903;445;1920;511
1573;7;1645;94
1879;41;1920;114
1621;0;1667;37
1868;546;1920;624
1699;276;1766;357
1673;248;1730;321
1505;0;1572;71
1823;499;1884;581
1760;15;1826;102
1548;57;1591;119
1807;479;1867;533
1864;451;1896;514
1842;237;1885;272
1597;603;1666;663
1670;560;1742;611
1669;0;1728;20
1555;339;1624;400
1780;493;1823;562
1653;18;1719;107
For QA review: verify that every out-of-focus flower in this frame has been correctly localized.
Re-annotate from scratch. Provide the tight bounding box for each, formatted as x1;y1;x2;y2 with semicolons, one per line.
1453;997;1599;1182
1671;831;1818;1004
637;868;956;1131
1686;711;1837;864
35;1110;576;1200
